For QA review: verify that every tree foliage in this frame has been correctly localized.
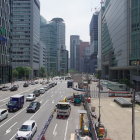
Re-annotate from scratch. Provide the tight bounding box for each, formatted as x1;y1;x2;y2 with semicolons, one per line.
12;69;18;80
14;66;32;79
39;67;46;77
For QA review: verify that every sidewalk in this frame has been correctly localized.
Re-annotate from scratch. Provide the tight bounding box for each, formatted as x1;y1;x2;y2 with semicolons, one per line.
91;98;140;140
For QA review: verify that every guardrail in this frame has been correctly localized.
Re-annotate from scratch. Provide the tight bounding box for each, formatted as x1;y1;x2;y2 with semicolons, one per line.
37;109;56;140
83;97;98;140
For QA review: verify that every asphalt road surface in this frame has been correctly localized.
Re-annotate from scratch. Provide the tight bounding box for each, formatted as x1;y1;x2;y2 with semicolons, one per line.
0;80;83;140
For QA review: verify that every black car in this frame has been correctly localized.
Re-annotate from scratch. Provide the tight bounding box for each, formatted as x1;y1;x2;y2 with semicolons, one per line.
23;83;29;87
26;101;41;113
10;85;19;91
33;89;40;97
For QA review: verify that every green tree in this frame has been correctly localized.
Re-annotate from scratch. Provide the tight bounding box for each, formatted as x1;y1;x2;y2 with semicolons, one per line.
12;69;18;81
24;66;32;80
16;67;25;79
39;67;46;77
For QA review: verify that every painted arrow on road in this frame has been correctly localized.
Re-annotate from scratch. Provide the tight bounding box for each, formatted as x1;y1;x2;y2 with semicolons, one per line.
5;122;17;135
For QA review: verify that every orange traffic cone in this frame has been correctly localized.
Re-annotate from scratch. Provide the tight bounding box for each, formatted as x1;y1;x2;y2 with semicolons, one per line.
41;135;46;140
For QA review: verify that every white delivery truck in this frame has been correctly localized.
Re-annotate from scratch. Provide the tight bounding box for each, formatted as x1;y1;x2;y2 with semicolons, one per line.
56;102;71;119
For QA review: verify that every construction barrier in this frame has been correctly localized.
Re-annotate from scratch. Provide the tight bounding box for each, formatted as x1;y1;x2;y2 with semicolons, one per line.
37;109;56;140
83;97;98;140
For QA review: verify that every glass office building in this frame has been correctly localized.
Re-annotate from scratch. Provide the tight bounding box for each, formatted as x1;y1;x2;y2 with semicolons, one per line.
130;0;140;90
40;17;57;75
10;0;40;77
0;0;12;84
101;0;130;80
100;0;140;89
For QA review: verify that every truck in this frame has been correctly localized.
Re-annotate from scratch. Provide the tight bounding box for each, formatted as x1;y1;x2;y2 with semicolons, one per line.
56;102;71;119
7;95;24;112
67;80;73;88
73;93;82;105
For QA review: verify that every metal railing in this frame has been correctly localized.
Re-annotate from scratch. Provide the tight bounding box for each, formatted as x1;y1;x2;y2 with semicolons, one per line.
37;109;56;140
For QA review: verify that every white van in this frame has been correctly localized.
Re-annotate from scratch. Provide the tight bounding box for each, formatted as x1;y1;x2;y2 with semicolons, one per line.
0;109;8;121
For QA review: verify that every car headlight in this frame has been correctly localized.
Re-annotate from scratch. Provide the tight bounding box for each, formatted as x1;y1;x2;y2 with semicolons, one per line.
26;133;31;137
15;133;18;138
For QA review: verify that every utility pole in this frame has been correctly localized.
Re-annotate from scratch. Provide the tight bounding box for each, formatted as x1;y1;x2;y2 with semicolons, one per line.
132;89;135;140
98;0;104;126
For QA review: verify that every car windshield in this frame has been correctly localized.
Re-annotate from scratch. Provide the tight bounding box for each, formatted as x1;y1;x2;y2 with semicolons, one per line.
57;104;69;110
19;125;31;131
33;90;38;93
29;102;36;107
8;101;17;106
28;95;32;97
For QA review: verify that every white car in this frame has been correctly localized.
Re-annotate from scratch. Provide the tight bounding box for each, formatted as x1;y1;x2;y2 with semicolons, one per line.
26;94;36;101
0;109;8;121
15;120;37;140
39;88;45;94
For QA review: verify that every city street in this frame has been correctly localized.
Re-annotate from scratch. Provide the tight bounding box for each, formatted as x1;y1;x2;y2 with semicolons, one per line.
0;80;83;140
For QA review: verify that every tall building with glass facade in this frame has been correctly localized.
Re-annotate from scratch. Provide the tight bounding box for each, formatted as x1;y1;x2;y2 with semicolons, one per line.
100;0;130;80
130;0;140;90
40;16;57;75
89;12;99;74
70;35;80;71
0;0;11;84
100;0;140;89
40;17;68;76
10;0;40;77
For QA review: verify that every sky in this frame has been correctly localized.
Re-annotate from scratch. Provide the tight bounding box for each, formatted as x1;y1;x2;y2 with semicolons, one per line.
40;0;100;51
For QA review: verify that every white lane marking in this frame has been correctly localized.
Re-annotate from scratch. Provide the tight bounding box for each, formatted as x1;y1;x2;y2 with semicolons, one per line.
53;124;58;136
64;119;69;140
2;100;7;102
9;133;16;140
0;104;6;108
5;122;17;135
29;100;48;120
40;100;43;104
52;100;54;104
0;85;41;102
51;95;54;98
0;107;26;128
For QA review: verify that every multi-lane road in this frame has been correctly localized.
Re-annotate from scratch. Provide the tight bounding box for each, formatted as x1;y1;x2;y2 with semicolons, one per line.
0;80;84;140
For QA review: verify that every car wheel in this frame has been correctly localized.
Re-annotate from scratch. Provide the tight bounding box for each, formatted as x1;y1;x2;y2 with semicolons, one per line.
35;127;37;133
30;135;33;140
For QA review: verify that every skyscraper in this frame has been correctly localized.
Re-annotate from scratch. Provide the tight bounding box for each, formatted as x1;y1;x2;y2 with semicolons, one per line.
40;16;57;75
100;0;130;80
89;12;99;73
0;0;11;84
40;17;68;75
70;35;80;71
10;0;40;77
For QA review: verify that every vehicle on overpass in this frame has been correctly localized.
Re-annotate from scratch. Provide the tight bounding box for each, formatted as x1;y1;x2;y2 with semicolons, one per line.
56;102;71;119
7;95;24;112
